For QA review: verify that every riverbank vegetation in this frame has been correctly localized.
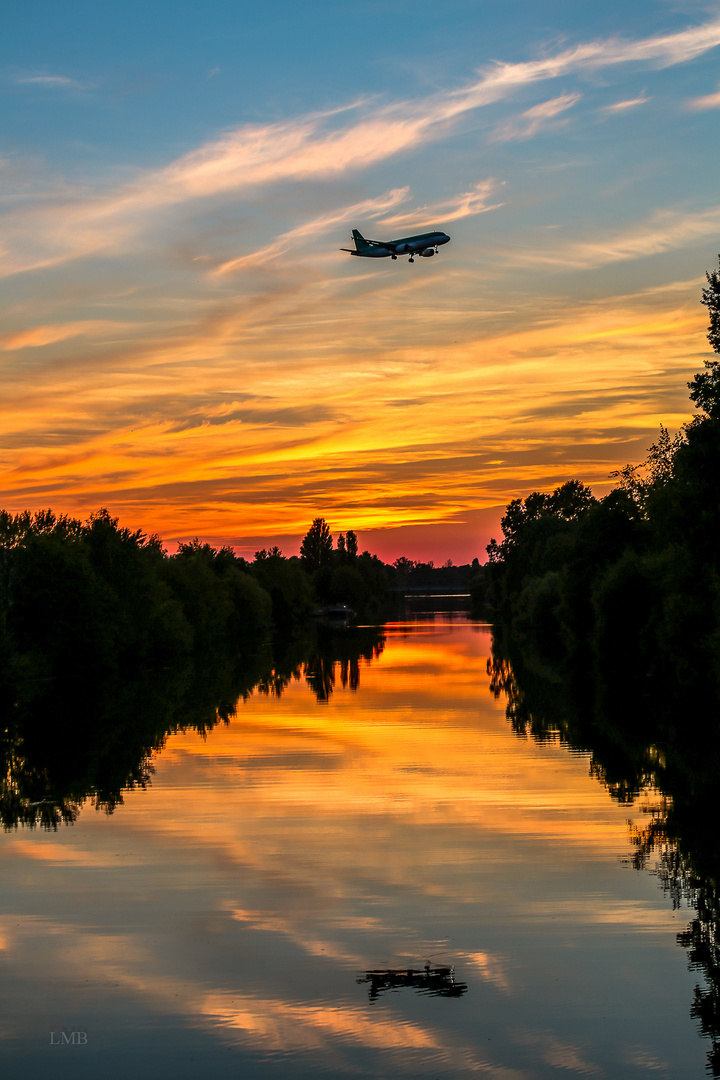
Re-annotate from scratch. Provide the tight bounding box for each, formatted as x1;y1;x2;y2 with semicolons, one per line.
473;257;720;704
0;504;477;726
0;507;477;836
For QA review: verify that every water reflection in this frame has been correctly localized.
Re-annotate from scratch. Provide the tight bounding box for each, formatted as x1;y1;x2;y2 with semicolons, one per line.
0;618;711;1079
0;624;385;831
301;627;385;702
359;965;468;1001
488;630;720;1076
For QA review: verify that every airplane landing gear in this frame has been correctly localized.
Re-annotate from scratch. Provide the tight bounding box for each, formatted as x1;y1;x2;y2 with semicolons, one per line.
408;257;415;263
391;254;397;260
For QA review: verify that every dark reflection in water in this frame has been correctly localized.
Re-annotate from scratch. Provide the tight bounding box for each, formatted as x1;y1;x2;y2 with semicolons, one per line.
0;624;385;832
302;627;385;702
488;631;720;1077
359;965;468;1002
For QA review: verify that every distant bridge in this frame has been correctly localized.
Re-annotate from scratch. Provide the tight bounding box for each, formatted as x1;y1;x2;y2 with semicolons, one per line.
386;586;471;596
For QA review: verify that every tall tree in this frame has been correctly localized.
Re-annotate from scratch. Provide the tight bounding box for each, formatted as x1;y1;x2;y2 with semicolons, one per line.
300;518;333;572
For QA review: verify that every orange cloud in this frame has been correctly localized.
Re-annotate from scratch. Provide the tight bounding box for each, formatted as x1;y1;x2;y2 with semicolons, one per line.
0;274;704;554
0;320;129;350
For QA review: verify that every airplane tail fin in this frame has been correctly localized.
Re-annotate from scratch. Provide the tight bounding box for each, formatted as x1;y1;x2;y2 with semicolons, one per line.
352;229;371;252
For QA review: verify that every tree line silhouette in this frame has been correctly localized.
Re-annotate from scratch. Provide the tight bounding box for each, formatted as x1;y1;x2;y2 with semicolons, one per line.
0;499;401;832
0;508;475;692
0;494;483;836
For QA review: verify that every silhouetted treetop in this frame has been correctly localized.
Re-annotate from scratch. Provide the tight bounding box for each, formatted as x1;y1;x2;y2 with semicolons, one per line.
702;255;720;354
300;518;333;572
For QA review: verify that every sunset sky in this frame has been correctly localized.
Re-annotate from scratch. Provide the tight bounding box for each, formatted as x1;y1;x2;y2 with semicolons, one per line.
2;1;719;561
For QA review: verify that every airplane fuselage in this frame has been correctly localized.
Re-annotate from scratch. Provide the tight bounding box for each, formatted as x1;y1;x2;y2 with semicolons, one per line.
341;229;451;261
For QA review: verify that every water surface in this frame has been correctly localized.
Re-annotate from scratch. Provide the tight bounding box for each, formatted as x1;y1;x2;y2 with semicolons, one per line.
0;617;707;1078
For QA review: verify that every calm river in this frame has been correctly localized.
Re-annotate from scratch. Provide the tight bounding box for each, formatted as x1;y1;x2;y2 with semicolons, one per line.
0;615;710;1078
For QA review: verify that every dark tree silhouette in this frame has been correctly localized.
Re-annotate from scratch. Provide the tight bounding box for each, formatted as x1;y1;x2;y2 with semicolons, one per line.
300;518;333;572
701;255;720;353
690;254;720;417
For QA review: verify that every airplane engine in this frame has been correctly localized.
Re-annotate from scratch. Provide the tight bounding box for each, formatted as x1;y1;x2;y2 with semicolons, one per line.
394;243;410;255
419;248;435;257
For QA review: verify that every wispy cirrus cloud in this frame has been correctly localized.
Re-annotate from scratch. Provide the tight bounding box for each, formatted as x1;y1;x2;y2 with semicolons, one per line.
213;187;411;275
686;84;720;110
376;180;505;230
11;73;87;91
431;16;720;121
490;92;581;143
88;16;720;206
214;180;505;275
503;203;720;270
598;93;650;115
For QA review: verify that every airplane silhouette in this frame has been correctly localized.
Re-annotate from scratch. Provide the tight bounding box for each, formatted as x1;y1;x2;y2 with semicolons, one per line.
341;228;450;263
